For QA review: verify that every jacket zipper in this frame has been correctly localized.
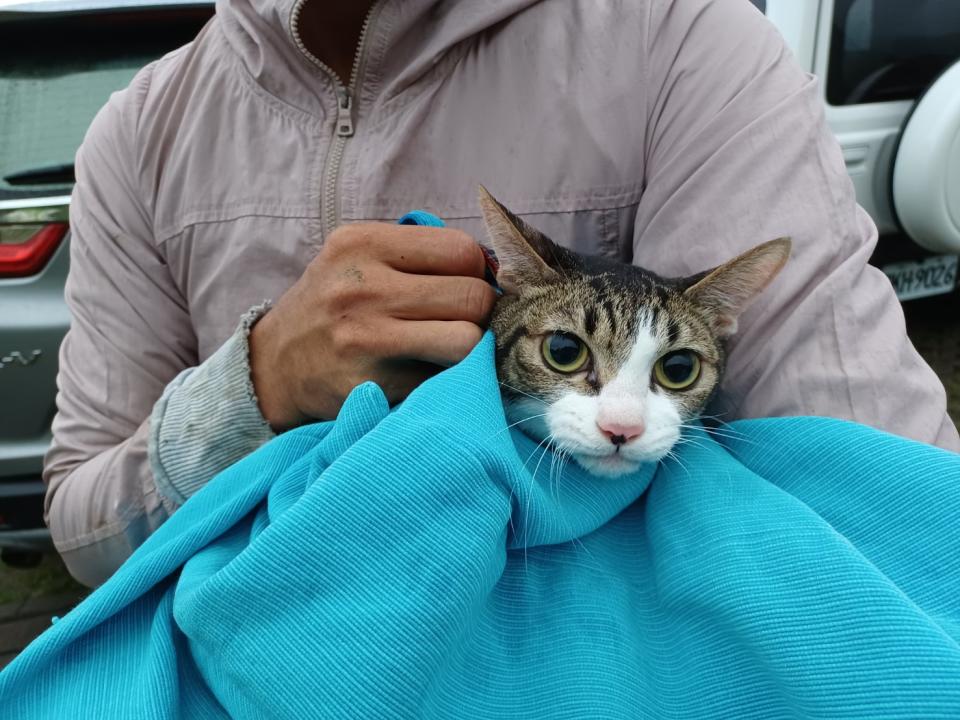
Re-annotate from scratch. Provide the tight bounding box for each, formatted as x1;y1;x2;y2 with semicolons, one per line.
290;1;384;238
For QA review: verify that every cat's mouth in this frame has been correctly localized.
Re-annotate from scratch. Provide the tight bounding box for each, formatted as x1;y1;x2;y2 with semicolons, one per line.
570;450;644;478
566;437;676;477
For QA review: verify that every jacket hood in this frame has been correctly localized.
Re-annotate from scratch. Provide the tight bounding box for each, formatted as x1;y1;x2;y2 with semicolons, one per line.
215;0;543;118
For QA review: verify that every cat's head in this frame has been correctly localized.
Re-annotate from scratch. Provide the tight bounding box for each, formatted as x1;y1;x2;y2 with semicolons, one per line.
480;186;790;477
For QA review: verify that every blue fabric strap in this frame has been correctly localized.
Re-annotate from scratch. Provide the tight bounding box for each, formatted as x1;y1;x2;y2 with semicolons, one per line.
397;209;446;227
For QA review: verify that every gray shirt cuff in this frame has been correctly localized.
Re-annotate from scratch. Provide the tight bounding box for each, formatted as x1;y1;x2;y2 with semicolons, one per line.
149;302;276;511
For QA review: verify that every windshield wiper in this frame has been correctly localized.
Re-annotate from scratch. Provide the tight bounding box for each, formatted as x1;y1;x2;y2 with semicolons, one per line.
4;164;75;186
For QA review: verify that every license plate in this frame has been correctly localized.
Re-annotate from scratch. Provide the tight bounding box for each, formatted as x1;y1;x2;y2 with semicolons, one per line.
882;255;958;301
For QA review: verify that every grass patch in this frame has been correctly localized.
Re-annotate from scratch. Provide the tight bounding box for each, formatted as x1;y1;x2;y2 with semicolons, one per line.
0;552;87;606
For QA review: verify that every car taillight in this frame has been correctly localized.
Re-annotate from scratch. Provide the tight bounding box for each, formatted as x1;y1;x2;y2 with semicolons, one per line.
0;223;68;279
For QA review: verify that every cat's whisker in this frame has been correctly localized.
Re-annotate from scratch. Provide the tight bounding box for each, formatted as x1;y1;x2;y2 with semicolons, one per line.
518;433;555;571
553;449;570;506
497;381;542;403
697;412;743;429
684;424;749;439
662;449;693;480
528;434;560;530
673;431;709;443
670;437;714;457
550;444;572;508
530;437;553;484
703;430;761;448
548;445;561;504
521;435;553;479
676;423;759;447
677;422;736;433
522;439;588;565
508;435;550;549
491;412;551;439
695;415;754;440
546;444;600;567
672;436;711;451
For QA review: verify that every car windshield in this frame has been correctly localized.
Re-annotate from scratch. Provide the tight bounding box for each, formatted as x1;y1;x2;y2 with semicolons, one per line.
828;0;960;105
0;7;212;201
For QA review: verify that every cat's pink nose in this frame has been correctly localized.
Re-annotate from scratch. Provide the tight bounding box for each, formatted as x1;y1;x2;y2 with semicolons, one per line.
597;420;646;445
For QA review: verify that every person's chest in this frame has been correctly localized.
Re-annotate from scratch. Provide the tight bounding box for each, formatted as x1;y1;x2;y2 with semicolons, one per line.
151;7;650;360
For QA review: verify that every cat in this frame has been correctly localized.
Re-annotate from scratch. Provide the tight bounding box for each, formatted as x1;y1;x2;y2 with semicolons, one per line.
479;186;790;477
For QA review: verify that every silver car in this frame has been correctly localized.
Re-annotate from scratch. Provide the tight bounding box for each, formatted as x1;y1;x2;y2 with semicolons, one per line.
0;0;213;561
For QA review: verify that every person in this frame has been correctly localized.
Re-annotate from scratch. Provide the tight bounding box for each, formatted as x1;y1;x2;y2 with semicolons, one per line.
44;0;959;588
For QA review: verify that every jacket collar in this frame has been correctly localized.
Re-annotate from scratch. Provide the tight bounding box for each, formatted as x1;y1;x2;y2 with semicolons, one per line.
215;0;541;118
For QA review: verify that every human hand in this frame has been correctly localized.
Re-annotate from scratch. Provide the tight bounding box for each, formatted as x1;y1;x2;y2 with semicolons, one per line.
248;223;497;430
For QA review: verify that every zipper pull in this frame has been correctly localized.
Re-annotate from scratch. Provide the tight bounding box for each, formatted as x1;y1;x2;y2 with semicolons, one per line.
336;88;354;137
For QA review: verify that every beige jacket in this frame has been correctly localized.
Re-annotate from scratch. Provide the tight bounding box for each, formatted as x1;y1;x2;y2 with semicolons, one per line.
45;0;959;586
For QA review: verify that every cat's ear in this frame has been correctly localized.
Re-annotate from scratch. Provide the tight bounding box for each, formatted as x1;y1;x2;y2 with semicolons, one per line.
683;238;791;337
478;185;561;294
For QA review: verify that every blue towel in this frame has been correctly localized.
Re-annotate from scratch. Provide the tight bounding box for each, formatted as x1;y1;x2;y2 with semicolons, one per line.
3;333;960;718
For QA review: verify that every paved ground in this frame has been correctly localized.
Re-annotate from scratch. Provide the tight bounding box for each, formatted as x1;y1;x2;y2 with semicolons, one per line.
2;293;959;670
0;552;88;668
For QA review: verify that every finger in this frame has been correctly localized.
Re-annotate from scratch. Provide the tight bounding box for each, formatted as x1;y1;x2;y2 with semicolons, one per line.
374;225;487;278
388;320;485;367
388;274;497;324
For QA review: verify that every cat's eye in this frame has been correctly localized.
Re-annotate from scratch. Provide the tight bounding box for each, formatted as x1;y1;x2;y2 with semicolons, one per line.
542;332;590;373
653;351;701;390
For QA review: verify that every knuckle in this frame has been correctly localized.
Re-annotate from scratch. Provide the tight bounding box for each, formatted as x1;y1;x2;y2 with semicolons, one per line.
349;225;378;252
325;281;362;313
461;280;494;319
323;228;350;255
325;269;387;313
479;283;497;316
446;228;475;248
457;236;482;264
455;323;483;358
331;322;368;355
325;223;380;256
443;229;480;264
305;250;330;279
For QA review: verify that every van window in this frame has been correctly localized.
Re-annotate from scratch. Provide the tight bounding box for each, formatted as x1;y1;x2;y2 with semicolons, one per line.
0;8;212;201
828;0;960;105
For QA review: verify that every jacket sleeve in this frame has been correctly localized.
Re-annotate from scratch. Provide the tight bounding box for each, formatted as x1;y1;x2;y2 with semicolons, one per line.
44;69;274;588
632;0;958;450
